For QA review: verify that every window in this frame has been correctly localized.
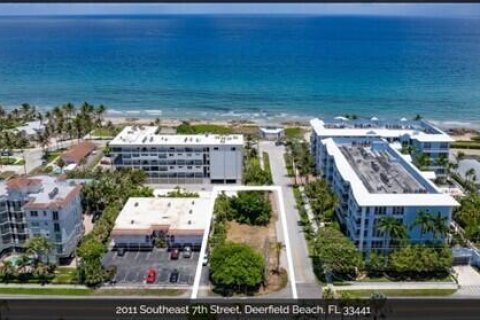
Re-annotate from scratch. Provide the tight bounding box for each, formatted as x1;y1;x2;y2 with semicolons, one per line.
30;211;38;217
54;223;60;232
56;245;63;254
213;147;219;151
393;207;404;215
55;234;62;242
231;147;236;151
374;207;386;215
52;211;59;220
31;222;40;227
424;142;432;149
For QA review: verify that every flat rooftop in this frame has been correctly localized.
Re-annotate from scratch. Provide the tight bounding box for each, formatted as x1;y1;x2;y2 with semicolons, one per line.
310;118;453;142
112;197;211;235
340;145;426;194
110;126;243;146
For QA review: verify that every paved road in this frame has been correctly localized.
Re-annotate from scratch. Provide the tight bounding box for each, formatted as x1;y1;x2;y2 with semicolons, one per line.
260;141;322;298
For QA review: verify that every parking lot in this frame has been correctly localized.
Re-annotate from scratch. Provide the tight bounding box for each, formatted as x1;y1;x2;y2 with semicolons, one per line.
102;248;199;287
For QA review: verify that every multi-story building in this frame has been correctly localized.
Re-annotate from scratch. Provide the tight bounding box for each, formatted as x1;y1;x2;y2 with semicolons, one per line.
0;176;84;262
314;137;458;253
310;117;453;177
109;126;244;184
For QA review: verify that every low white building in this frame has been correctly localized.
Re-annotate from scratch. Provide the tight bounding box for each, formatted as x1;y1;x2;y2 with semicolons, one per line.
111;197;210;250
109;126;244;184
259;126;284;141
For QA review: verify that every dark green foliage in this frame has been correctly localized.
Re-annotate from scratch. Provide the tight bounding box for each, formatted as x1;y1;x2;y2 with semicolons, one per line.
210;242;265;294
229;191;272;226
388;245;452;280
312;227;363;280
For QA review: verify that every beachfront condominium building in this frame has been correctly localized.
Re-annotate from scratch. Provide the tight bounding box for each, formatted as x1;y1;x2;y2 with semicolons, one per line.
0;176;84;262
109;126;244;184
310;117;454;178
314;137;458;252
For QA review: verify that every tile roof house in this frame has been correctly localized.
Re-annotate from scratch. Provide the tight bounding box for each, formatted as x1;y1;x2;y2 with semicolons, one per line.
61;141;96;164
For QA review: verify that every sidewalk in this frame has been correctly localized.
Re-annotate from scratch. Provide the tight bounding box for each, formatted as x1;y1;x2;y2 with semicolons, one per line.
333;281;458;291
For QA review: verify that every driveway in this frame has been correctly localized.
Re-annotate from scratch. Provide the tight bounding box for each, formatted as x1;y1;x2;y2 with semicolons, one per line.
102;249;198;288
260;141;322;298
454;266;480;297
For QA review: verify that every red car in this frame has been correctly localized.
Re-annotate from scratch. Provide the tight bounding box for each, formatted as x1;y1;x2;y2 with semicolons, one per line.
170;248;180;260
146;268;156;284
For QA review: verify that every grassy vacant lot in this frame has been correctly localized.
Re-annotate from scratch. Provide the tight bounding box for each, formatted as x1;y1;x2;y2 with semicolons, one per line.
338;288;457;298
284;127;304;140
91;127;119;137
177;123;234;134
0;287;185;296
451;141;480;149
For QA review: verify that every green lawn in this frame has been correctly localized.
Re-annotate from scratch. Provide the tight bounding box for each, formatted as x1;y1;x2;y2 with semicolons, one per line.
358;274;454;283
176;123;234;134
0;171;16;180
0;157;17;165
91;128;117;137
284;127;304;140
46;151;63;163
0;287;185;297
338;288;457;298
51;267;78;284
0;287;93;296
451;141;480;149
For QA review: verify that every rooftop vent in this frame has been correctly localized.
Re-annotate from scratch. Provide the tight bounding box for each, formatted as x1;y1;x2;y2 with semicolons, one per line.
168;202;171;207
48;187;59;199
188;220;192;225
134;202;139;207
130;220;135;225
189;209;193;214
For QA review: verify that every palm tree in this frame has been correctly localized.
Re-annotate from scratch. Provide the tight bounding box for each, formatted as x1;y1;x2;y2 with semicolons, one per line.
271;242;285;274
411;210;435;242
436;154;449;171
466;168;477;182
0;261;15;283
377;216;407;252
25;235;53;264
56;157;66;174
413;153;431;171
432;213;449;243
414;114;423;121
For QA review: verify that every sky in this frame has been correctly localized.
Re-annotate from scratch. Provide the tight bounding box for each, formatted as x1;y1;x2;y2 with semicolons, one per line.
0;3;479;17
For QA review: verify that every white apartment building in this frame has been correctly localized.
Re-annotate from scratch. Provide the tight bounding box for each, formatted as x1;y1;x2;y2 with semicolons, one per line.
111;197;210;250
310;117;454;177
109;126;244;184
0;176;84;262
317;138;458;252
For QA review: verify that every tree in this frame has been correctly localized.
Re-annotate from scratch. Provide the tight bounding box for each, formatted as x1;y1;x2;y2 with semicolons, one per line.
312;227;363;279
376;216;407;252
413;153;431;171
0;261;15;283
81;259;105;287
389;245;452;280
210;242;265;294
366;252;388;278
466;168;477;182
56;157;66;174
271;242;285;274
229;191;272;226
414;114;423;121
25;235;53;264
411;210;435;242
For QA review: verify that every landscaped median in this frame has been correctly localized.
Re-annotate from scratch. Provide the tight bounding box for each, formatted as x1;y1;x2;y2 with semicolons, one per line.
333;288;458;298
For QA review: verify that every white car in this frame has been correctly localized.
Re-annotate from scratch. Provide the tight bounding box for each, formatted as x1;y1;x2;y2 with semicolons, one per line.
202;251;209;266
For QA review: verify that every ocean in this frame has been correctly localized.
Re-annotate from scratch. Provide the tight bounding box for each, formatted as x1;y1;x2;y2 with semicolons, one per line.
0;15;479;124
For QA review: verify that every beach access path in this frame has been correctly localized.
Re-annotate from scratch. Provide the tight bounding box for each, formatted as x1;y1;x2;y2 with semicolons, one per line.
260;141;322;298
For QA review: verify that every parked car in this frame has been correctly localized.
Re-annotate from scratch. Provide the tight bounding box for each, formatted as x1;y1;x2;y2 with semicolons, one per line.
117;247;125;257
183;246;192;258
169;269;179;283
1;151;13;156
146;268;156;284
202;251;209;266
170;248;180;260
